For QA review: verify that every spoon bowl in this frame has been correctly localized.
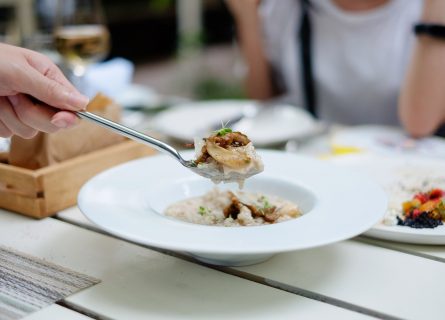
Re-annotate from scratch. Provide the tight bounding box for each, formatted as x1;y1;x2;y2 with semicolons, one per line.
76;111;261;183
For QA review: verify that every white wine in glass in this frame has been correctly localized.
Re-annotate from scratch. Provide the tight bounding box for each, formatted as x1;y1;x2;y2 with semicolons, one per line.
54;0;110;89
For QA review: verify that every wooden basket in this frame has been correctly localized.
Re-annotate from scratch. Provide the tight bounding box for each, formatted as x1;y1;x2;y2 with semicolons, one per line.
0;140;156;218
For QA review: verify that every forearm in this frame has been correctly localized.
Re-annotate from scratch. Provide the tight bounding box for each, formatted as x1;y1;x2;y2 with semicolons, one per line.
234;14;275;100
399;0;445;137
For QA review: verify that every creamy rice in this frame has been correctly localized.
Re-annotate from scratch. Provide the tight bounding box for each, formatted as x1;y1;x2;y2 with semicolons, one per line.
164;188;301;227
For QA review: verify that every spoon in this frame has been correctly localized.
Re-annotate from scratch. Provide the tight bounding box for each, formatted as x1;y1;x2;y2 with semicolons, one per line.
76;111;260;183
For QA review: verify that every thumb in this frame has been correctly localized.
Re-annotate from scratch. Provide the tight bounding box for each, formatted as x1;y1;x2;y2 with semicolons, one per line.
23;67;89;111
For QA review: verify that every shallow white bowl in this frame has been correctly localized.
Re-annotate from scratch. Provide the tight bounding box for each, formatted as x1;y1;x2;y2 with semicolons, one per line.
152;100;316;146
78;150;387;266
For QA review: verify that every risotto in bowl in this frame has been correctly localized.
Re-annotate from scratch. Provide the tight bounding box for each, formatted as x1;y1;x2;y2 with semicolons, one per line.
149;176;316;227
78;150;387;266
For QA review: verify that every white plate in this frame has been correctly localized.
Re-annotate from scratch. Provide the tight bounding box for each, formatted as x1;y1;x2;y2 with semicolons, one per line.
152;100;316;146
78;150;386;266
329;154;445;245
332;125;445;157
117;84;188;110
116;84;162;108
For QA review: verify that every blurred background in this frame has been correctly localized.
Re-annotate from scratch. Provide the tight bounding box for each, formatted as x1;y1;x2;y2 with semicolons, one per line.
0;0;245;100
0;0;322;152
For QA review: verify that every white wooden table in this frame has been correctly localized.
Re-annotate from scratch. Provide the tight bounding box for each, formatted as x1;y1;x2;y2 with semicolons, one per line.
0;200;441;320
2;121;445;319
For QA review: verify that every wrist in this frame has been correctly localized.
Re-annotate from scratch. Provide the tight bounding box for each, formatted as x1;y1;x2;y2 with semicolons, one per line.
415;24;445;41
421;0;445;24
415;40;445;61
413;17;445;49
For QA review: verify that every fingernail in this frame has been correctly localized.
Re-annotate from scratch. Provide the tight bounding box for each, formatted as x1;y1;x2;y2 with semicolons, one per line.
67;92;89;109
8;95;18;106
51;118;70;128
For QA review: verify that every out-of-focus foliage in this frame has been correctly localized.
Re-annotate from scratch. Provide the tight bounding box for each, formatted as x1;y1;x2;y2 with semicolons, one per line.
148;0;174;13
194;77;246;100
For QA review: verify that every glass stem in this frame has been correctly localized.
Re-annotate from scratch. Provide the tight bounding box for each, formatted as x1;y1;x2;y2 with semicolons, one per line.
70;65;87;94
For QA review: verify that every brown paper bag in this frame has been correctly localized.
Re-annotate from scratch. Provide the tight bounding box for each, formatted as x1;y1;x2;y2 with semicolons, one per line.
8;93;125;169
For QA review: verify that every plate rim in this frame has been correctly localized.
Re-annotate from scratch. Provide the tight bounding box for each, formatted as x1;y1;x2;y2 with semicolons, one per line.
78;150;387;254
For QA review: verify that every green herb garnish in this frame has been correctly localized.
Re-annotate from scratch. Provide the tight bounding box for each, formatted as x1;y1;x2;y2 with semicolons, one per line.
258;196;271;209
214;127;233;136
198;206;211;216
213;120;233;136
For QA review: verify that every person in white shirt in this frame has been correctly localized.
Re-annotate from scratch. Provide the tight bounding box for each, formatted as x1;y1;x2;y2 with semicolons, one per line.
226;0;445;137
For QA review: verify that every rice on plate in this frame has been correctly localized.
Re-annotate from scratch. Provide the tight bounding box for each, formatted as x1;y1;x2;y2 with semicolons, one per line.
382;167;445;227
164;188;301;227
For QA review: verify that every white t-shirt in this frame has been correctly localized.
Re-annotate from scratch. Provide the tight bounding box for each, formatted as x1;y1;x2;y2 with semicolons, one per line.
260;0;423;125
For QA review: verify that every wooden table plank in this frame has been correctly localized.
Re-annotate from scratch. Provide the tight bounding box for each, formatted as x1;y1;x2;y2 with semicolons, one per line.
0;210;371;320
57;206;445;319
358;236;445;261
59;206;445;262
233;240;444;320
22;305;92;320
56;206;93;229
59;206;445;263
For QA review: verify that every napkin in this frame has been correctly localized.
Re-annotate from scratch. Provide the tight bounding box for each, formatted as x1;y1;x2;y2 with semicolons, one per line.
8;93;125;169
84;58;135;100
0;138;9;163
0;245;100;319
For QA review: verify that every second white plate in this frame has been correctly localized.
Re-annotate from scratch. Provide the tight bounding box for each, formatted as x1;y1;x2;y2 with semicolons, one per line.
331;125;445;157
152;100;316;146
330;154;445;244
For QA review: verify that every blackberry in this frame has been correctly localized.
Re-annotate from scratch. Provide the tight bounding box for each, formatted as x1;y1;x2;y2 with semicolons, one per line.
397;212;443;229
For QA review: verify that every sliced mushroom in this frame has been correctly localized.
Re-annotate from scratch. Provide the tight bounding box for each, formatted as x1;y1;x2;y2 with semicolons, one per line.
263;209;279;223
208;132;250;148
223;192;243;219
206;140;251;169
195;145;210;164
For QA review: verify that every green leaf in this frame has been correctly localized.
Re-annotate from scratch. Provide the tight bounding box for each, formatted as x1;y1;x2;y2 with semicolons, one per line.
198;206;209;216
215;127;233;136
258;195;271;209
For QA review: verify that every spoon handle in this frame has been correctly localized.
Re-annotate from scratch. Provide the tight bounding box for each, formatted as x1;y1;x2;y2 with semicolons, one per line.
76;111;184;164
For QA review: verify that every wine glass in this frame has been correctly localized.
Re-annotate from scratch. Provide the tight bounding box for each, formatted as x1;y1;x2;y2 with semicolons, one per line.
54;0;110;92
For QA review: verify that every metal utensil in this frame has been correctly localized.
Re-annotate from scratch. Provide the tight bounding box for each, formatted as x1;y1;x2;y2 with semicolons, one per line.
76;111;259;183
206;103;259;133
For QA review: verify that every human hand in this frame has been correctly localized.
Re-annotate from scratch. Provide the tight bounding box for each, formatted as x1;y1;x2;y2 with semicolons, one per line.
0;43;89;138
